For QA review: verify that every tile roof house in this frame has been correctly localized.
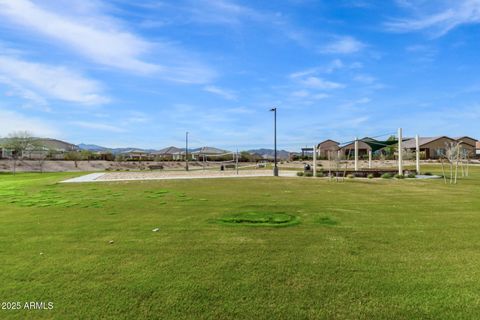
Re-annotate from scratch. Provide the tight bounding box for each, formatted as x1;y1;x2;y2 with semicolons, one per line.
153;146;184;160
191;146;230;160
402;136;478;159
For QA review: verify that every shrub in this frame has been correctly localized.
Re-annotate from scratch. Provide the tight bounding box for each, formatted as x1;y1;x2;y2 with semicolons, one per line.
394;174;405;179
304;171;314;177
296;172;304;176
367;174;374;179
407;173;416;178
316;172;324;177
346;174;355;179
424;172;432;176
381;173;393;179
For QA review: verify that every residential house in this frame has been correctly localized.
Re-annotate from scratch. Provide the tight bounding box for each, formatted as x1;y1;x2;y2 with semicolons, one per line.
191;146;230;160
122;150;153;161
402;136;455;159
153;146;184;160
316;140;340;158
454;136;477;158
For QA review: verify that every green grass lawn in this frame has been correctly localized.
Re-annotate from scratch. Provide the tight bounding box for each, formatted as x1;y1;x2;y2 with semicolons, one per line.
1;166;480;319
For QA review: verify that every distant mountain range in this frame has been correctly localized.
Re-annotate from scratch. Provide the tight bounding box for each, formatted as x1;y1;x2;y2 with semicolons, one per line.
77;143;157;154
78;143;292;159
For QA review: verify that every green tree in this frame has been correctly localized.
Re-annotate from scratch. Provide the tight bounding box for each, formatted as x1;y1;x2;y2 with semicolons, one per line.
1;131;39;175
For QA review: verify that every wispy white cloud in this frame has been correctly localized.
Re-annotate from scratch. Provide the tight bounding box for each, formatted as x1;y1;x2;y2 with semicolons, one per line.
1;76;49;109
180;0;313;48
0;109;59;137
301;77;345;90
353;74;376;85
186;0;264;25
0;0;216;84
320;36;366;54
0;0;158;74
387;0;480;36
70;121;125;133
291;90;329;100
203;85;237;100
0;55;109;105
289;59;364;81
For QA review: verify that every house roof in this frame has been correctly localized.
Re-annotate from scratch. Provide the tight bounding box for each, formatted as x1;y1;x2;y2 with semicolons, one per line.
191;146;230;154
454;136;477;141
317;139;339;146
402;136;454;149
123;149;150;154
154;146;183;155
454;136;477;147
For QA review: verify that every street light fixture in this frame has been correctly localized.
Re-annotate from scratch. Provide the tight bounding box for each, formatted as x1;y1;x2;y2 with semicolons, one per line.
269;107;278;176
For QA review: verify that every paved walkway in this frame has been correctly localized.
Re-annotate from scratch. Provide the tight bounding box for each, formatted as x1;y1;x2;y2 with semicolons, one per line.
61;173;106;183
61;170;296;183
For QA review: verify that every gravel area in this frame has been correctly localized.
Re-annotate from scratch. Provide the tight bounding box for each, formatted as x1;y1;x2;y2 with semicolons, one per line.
62;170;297;183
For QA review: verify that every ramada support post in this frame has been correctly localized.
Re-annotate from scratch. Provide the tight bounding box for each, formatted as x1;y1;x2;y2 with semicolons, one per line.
354;137;359;171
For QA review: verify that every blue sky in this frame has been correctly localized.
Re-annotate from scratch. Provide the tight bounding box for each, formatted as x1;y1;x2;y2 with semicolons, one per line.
0;0;479;150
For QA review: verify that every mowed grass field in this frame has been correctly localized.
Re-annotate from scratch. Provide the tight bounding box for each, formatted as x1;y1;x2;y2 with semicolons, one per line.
1;166;480;319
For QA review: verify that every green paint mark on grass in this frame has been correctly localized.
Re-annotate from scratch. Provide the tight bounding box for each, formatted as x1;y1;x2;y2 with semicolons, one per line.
218;212;299;227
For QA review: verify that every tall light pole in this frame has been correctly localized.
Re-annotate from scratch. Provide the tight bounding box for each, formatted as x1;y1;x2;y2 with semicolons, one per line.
269;107;278;176
185;131;189;171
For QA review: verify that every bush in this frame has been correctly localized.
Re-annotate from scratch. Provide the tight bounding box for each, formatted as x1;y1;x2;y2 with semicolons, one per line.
394;174;405;179
304;171;314;177
296;172;304;176
316;172;325;177
424;172;432;176
367;174;374;179
381;173;393;179
407;173;416;178
346;174;354;179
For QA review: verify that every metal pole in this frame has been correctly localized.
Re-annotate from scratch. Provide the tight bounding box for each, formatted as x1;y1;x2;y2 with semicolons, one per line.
415;134;420;174
313;145;317;176
185;131;189;171
354;137;359;171
270;108;279;176
398;128;403;175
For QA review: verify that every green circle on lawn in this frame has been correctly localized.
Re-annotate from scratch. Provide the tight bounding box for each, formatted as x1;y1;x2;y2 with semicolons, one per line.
218;212;299;227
